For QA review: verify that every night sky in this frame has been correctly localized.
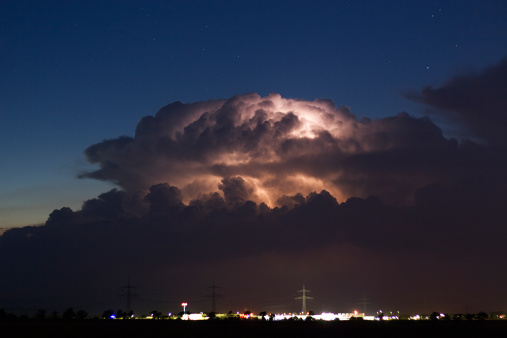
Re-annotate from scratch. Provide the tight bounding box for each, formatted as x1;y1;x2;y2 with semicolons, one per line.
1;1;507;316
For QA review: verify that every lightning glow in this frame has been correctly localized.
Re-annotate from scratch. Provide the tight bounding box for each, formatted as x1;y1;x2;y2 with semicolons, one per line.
83;93;456;207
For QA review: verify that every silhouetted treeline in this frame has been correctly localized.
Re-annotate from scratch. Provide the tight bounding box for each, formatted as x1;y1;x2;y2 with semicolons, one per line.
0;307;505;322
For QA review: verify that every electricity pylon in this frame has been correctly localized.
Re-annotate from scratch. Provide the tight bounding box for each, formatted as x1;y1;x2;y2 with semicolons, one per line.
359;294;370;315
295;285;313;314
205;280;224;313
119;279;138;313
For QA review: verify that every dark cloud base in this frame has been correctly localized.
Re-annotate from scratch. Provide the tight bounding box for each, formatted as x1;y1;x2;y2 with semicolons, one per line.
1;178;506;315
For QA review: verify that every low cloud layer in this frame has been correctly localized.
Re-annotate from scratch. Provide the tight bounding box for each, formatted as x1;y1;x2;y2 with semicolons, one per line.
1;59;507;315
1;183;506;315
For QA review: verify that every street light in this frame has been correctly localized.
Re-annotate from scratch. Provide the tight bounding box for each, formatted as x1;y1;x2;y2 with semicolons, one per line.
181;302;188;313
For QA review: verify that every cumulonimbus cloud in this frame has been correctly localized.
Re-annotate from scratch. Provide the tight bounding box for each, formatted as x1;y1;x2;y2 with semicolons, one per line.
3;61;507;314
81;92;470;206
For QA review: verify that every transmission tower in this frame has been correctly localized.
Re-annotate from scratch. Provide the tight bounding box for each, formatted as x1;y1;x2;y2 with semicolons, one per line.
295;285;313;314
359;294;370;315
205;280;224;313
119;279;138;313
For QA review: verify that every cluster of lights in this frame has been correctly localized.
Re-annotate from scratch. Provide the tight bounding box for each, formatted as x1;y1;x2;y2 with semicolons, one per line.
105;308;507;321
375;310;402;321
110;314;135;319
106;303;506;321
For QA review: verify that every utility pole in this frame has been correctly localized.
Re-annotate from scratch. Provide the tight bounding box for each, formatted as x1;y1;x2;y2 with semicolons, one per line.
359;294;370;315
295;285;313;314
205;280;224;313
119;279;138;313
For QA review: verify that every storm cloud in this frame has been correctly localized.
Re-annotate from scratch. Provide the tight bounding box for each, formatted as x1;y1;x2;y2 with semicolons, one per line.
2;60;507;315
80;92;485;207
405;57;507;145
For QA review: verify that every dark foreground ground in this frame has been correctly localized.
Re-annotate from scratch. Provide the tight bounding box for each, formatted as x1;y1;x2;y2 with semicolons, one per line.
1;320;507;338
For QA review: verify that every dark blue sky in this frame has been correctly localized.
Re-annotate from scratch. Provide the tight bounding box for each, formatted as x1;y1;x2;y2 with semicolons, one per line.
1;0;506;227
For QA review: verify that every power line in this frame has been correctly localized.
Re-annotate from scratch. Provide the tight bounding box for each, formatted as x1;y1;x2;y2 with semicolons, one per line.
295;285;313;314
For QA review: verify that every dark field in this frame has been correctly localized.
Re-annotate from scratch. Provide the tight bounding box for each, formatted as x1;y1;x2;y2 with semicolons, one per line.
2;320;507;338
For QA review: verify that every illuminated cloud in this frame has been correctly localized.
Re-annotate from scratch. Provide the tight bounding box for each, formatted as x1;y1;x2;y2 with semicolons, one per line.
81;93;462;206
